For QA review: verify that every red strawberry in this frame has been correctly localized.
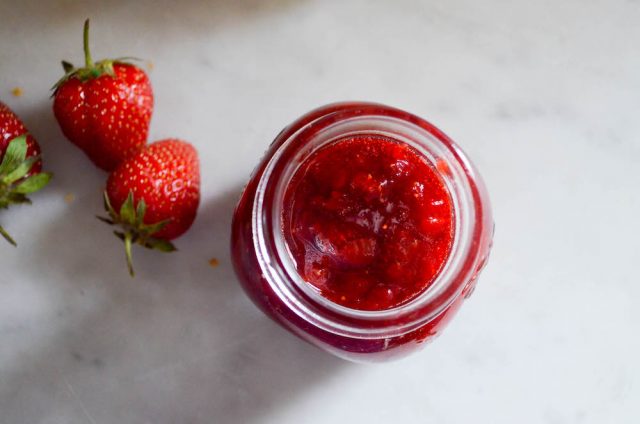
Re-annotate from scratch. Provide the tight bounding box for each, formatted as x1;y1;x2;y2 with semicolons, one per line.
52;19;153;171
0;102;52;246
99;139;200;276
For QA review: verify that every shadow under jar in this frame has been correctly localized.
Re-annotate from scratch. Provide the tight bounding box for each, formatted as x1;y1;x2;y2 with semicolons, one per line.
231;102;493;362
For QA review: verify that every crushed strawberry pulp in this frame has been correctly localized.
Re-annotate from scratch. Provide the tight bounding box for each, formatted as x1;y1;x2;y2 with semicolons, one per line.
282;135;454;311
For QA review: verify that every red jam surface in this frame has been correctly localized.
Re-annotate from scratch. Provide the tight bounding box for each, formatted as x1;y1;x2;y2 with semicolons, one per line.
283;135;454;311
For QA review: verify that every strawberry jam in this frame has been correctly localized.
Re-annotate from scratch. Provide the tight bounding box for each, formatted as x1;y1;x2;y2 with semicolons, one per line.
283;135;454;311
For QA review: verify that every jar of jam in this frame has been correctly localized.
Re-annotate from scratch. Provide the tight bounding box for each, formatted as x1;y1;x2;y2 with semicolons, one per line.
231;102;493;362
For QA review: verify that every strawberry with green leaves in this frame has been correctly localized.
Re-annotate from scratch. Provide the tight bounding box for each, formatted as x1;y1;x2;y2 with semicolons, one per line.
53;19;153;171
0;102;52;246
99;139;200;276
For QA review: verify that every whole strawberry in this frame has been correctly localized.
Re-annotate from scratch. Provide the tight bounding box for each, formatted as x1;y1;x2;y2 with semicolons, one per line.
99;139;200;276
52;19;153;171
0;102;52;246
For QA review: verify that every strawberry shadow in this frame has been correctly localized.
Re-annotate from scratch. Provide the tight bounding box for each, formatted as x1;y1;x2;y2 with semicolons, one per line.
17;96;108;198
1;182;349;424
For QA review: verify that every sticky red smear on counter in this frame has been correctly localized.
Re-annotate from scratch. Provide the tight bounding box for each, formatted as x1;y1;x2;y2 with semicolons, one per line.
283;135;454;311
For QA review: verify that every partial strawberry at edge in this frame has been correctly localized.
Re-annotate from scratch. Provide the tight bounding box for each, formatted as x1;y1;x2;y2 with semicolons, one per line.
52;19;153;171
0;102;52;246
1;102;42;176
99;139;200;276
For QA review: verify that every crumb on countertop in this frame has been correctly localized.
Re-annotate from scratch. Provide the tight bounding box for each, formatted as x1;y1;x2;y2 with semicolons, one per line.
147;61;154;71
208;258;220;268
64;193;75;204
11;87;23;97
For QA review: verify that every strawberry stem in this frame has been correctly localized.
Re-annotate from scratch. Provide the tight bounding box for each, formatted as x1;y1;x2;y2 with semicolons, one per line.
99;191;176;278
83;19;93;68
124;231;135;277
52;19;143;93
0;224;17;247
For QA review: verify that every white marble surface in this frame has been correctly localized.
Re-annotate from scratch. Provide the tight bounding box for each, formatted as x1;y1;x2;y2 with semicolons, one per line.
1;0;639;423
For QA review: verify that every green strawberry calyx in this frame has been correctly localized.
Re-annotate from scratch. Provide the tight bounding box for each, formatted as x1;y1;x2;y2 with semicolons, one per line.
52;19;141;93
98;191;176;277
0;135;53;247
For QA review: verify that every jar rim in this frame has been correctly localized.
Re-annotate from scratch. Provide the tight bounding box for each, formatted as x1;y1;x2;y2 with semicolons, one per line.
252;102;490;338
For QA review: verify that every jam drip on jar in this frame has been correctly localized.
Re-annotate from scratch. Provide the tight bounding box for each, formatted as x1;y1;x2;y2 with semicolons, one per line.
283;135;454;311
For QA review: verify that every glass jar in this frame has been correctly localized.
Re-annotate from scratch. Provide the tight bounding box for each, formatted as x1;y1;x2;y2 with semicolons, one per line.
231;102;493;362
